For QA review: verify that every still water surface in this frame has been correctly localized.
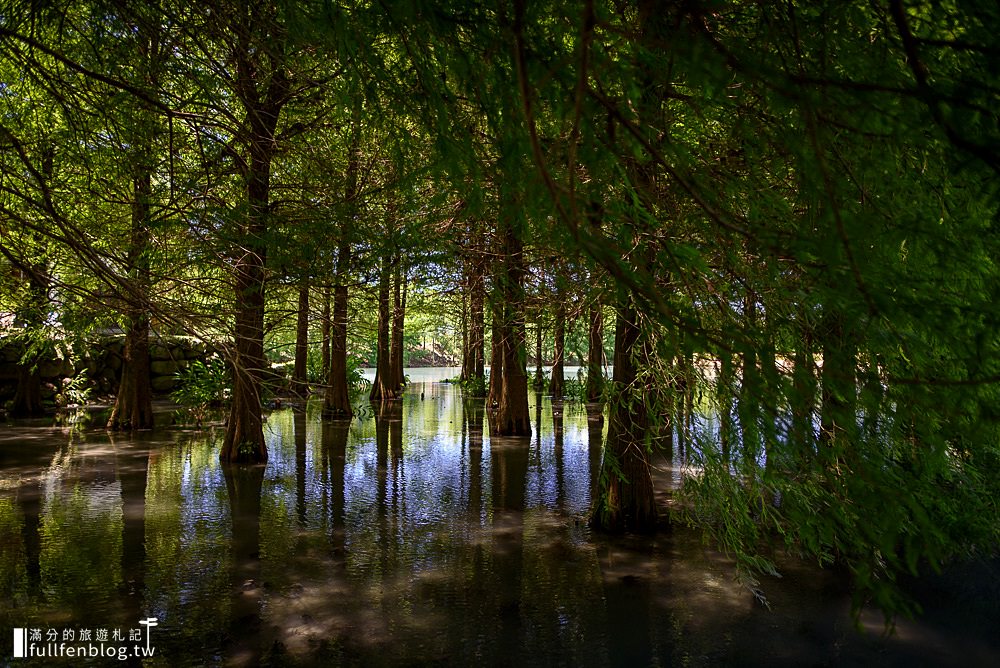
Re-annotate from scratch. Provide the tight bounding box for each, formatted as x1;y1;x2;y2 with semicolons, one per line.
1;368;997;666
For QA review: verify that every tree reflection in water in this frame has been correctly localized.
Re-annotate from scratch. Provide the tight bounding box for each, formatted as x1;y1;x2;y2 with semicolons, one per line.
0;370;997;666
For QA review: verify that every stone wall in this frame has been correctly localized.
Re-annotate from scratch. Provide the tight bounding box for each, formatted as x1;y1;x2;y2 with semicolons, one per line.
0;336;218;402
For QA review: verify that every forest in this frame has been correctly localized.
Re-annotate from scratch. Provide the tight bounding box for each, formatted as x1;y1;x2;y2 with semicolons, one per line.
2;0;999;632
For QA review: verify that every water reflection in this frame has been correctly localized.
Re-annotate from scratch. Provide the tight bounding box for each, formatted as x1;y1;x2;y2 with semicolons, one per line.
0;370;997;666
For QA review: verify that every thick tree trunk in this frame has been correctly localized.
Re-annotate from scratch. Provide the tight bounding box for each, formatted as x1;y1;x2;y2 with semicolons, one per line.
550;300;565;397
493;215;530;436
109;25;158;431
220;10;287;463
221;142;270;462
586;300;604;404
222;263;268;462
293;278;310;397
221;151;270;462
591;297;658;532
11;363;43;418
108;315;154;430
11;265;49;418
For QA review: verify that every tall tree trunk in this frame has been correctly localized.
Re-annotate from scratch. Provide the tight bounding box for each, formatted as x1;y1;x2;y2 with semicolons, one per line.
533;322;545;389
320;283;331;386
324;114;360;418
109;19;159;431
11;349;44;418
494;215;530;436
460;276;471;382
221;13;287;463
389;262;406;393
586;299;604;404
550;299;565;397
369;255;393;402
325;275;352;416
293;278;310;398
470;255;486;383
487;294;504;410
108;312;153;430
737;294;761;464
591;297;657;532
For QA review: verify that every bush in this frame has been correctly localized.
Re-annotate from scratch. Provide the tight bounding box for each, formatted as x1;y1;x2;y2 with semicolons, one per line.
171;357;229;426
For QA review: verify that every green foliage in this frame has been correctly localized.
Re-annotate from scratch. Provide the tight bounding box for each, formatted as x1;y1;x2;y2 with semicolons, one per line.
54;371;90;408
346;355;371;395
171;358;229;427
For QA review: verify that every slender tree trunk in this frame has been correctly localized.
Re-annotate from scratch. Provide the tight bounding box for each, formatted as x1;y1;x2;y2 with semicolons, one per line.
550;300;565;397
320;283;331;385
370;255;393;402
591;297;657;532
325;280;352;416
586;299;604;404
293;278;310;398
738;294;760;464
389;263;406;392
470;257;486;383
533;322;545;389
487;294;504;410
324;115;360;418
460;275;471;382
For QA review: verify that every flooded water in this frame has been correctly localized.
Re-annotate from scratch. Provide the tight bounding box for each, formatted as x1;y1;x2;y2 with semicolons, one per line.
1;367;997;666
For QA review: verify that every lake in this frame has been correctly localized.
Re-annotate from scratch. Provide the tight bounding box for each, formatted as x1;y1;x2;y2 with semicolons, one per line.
0;367;996;666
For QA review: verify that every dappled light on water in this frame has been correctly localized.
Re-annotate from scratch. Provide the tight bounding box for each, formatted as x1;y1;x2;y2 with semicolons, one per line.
0;370;996;666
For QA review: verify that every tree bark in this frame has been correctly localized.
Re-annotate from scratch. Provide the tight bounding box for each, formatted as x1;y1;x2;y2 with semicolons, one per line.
221;10;288;463
369;255;393;402
550;299;565;397
586;299;604;404
533;322;545;389
324;117;360;417
388;262;406;393
320;283;331;385
494;214;530;436
487;294;504;410
11;265;49;418
470;254;486;383
591;297;658;532
293;278;310;398
108;16;159;431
